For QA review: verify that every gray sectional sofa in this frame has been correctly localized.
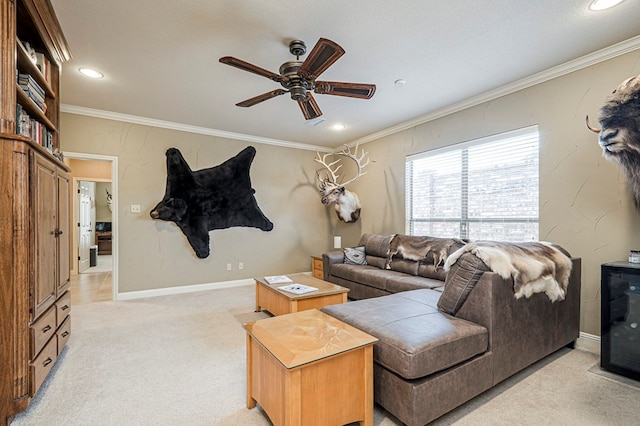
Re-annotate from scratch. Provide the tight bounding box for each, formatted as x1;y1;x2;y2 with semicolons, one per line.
321;233;581;426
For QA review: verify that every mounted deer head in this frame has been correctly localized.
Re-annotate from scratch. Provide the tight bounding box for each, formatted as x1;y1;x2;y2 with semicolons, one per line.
315;143;369;223
105;188;113;212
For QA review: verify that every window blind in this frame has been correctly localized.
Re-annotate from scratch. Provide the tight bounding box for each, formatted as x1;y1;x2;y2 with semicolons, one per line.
406;126;539;241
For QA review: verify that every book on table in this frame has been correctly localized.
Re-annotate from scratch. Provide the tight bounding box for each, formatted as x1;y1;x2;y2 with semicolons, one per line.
278;284;318;295
264;275;293;284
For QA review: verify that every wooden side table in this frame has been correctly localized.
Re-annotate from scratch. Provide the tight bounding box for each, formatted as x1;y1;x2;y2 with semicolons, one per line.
244;309;378;426
311;255;323;279
254;273;348;316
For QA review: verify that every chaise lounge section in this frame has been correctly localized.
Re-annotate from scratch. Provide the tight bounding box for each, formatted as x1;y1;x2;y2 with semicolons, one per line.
321;233;581;425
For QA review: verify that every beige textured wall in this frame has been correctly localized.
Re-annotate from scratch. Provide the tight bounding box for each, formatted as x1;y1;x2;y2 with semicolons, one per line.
61;49;640;335
60;115;335;293
350;50;640;336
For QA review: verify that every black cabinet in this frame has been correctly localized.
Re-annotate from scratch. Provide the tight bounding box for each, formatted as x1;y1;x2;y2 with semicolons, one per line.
601;262;640;381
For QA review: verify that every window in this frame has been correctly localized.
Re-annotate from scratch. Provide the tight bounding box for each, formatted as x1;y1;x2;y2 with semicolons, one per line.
406;126;539;241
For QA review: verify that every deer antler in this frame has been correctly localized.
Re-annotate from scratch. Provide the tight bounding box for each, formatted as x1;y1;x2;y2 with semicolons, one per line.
335;143;369;187
315;151;343;186
315;143;370;188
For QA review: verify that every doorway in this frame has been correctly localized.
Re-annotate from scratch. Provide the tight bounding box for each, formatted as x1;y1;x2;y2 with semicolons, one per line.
64;152;118;302
78;180;94;273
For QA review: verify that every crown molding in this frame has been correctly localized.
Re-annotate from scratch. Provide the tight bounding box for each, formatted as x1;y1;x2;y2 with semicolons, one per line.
62;35;640;152
350;34;640;147
60;104;331;152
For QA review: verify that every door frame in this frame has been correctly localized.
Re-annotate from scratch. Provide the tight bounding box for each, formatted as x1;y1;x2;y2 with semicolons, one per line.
65;152;119;300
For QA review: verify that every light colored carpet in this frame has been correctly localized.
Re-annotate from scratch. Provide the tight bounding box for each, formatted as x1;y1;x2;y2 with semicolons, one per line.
11;285;640;425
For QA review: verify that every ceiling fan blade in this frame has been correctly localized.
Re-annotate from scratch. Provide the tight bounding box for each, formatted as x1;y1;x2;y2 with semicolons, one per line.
297;38;345;81
236;89;287;107
315;81;376;99
219;56;286;83
298;92;322;120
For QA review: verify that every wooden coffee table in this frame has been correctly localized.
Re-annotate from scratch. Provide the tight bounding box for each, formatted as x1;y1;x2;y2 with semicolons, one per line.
244;309;378;426
254;273;348;316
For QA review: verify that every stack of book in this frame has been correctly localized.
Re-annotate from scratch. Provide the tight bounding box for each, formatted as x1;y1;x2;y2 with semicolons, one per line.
34;52;51;84
17;73;46;112
16;103;53;150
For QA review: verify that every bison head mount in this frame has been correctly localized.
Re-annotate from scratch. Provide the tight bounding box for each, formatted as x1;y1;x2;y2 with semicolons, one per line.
587;74;640;209
314;143;370;223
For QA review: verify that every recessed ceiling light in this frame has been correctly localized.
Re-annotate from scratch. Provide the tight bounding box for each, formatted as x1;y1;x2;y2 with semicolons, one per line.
78;67;104;79
589;0;625;11
331;124;345;131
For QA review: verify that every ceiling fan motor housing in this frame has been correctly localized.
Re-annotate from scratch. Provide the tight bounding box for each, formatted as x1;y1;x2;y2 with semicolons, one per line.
279;61;314;100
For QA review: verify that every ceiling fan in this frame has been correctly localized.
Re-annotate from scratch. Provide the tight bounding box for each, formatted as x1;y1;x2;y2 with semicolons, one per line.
219;38;376;120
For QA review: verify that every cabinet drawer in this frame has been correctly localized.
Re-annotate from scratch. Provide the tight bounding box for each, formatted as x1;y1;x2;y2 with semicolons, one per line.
312;256;323;279
57;316;71;355
31;306;57;358
30;337;58;396
56;291;71;325
312;257;323;269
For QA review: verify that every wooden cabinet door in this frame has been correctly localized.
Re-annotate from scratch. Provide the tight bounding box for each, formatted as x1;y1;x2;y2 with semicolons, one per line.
32;154;57;319
56;169;70;295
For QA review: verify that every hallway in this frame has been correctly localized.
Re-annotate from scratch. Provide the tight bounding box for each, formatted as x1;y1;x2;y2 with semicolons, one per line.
71;255;112;305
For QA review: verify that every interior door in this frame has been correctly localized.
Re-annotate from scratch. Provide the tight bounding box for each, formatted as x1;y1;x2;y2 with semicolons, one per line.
78;181;94;272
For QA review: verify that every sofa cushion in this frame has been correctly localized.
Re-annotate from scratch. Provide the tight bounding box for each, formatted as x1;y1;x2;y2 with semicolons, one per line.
438;252;490;315
388;258;419;275
385;275;444;293
417;263;447;281
365;255;386;269
359;233;392;257
322;289;488;380
330;264;390;290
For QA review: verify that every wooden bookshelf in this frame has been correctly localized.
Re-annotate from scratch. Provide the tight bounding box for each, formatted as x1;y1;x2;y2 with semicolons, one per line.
1;0;71;422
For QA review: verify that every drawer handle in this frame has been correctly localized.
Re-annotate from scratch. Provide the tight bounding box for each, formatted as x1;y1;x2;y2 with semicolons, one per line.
42;325;52;333
61;331;69;337
61;305;69;311
43;357;53;367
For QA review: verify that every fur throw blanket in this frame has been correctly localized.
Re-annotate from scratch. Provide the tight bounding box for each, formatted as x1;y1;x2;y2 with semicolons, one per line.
385;234;466;269
444;241;572;302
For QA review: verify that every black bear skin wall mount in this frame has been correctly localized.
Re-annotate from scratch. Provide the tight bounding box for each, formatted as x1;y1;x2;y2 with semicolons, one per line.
150;146;273;258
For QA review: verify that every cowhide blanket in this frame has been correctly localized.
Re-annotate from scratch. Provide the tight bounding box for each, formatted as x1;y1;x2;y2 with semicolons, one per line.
444;241;572;302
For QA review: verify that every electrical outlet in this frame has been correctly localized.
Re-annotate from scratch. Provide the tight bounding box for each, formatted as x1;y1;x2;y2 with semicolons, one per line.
239;262;244;270
130;204;141;213
226;263;232;271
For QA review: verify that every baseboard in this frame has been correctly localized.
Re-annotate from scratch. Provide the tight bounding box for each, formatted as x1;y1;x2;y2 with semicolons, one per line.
576;332;601;355
116;278;254;300
115;271;314;301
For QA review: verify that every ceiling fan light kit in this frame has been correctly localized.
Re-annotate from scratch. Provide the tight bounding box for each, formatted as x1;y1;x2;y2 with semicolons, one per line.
219;38;376;120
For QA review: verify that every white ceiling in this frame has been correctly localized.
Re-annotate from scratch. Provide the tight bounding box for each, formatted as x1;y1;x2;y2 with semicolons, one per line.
50;0;640;149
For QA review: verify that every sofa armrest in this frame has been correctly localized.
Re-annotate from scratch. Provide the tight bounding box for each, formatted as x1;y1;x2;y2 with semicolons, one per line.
322;250;344;281
454;257;581;384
